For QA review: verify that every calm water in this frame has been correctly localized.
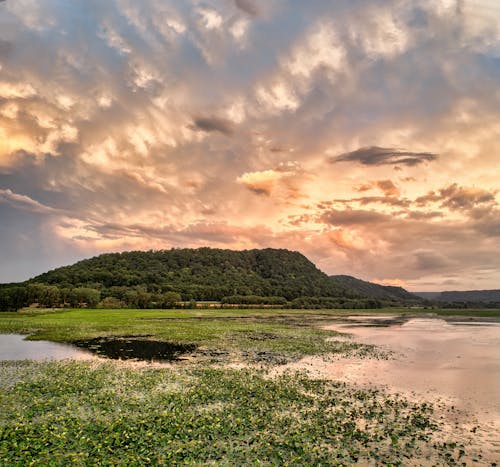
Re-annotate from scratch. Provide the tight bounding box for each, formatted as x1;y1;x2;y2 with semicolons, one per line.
325;317;500;414
0;334;195;362
0;334;94;361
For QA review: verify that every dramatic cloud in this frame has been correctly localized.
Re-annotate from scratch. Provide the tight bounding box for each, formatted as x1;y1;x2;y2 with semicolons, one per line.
0;0;499;290
331;147;438;167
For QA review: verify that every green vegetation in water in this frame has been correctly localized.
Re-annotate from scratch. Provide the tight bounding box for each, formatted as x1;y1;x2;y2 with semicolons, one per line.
0;308;388;364
0;360;467;465
0;308;496;364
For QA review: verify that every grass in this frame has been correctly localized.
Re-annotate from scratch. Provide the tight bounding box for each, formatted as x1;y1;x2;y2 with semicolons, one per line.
0;360;467;465
0;308;382;363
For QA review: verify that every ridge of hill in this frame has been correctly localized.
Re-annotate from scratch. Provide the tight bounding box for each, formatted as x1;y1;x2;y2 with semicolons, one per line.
414;289;500;303
330;275;420;302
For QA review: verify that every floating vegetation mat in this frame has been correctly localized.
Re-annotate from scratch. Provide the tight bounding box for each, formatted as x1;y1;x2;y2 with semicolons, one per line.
0;360;472;465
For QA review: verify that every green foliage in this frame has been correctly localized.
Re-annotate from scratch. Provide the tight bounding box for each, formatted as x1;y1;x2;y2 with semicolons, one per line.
0;361;466;465
97;297;125;309
331;275;419;301
0;308;371;361
1;248;425;310
29;248;350;301
0;287;27;311
69;288;101;308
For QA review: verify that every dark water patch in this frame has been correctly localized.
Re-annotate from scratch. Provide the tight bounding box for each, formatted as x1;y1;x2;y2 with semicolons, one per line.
72;337;196;362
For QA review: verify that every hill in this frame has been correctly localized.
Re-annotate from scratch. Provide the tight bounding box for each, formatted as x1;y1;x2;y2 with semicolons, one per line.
415;289;500;303
31;248;349;301
331;275;420;302
1;248;420;310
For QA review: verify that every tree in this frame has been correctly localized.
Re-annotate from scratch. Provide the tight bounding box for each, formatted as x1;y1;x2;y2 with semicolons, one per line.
159;291;181;308
69;288;100;308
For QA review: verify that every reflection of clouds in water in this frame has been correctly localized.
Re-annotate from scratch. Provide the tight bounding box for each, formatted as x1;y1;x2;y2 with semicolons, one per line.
324;318;500;416
0;334;94;360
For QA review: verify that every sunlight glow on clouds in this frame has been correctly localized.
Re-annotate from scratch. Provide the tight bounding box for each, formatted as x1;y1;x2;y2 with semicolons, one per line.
0;0;499;290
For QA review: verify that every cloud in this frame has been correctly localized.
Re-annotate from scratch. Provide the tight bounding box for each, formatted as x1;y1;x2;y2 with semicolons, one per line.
413;250;453;271
416;184;497;212
237;161;309;197
331;146;438;166
0;188;60;215
440;184;496;212
0;0;500;290
320;208;388;226
375;180;400;196
191;116;234;135
354;179;400;196
236;169;280;196
234;0;260;17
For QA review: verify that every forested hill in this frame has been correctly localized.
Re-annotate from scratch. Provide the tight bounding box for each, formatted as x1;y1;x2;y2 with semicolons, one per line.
0;248;422;310
330;275;419;302
32;248;349;301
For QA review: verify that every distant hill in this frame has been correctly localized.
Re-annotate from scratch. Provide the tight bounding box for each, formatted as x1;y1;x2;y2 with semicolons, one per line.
330;275;421;302
415;289;500;303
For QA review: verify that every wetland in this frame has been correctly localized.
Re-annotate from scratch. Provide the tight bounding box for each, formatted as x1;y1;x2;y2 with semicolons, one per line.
0;308;499;464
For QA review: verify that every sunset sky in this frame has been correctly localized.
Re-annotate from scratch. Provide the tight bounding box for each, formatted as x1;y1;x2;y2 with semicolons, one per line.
0;0;499;290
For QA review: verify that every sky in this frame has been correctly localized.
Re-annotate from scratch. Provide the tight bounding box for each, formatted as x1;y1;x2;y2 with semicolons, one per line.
0;0;499;291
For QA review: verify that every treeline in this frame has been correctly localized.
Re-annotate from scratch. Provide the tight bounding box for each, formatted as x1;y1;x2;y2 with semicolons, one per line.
0;284;181;311
221;295;288;305
289;296;385;309
0;283;391;311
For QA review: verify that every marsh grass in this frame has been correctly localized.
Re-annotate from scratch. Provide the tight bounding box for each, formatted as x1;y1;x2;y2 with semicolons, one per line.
0;309;378;364
0;360;465;465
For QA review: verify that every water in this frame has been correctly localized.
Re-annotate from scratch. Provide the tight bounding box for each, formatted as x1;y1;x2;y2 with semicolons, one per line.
321;316;500;458
72;337;196;361
325;316;500;414
0;334;94;361
0;334;196;362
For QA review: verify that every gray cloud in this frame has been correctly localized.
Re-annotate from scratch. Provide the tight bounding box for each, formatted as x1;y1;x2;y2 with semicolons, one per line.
234;0;260;17
440;184;496;211
414;250;453;271
320;208;388;226
191;116;235;135
331;147;438;167
0;188;61;215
